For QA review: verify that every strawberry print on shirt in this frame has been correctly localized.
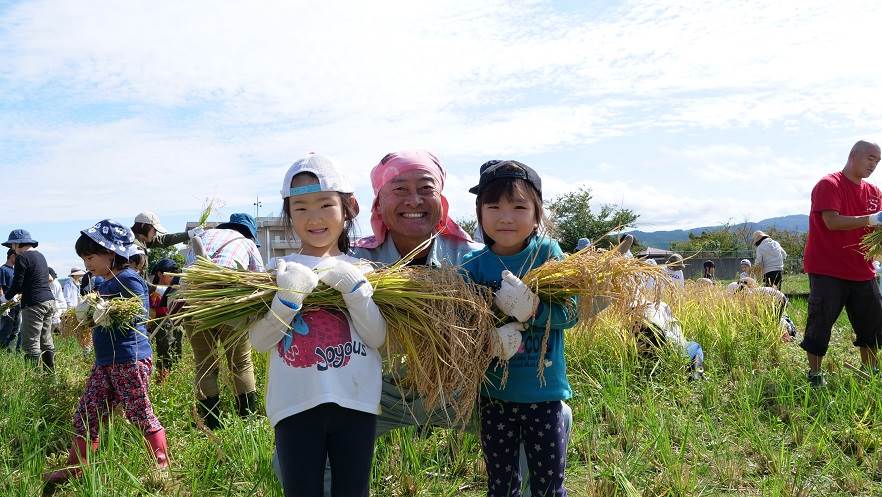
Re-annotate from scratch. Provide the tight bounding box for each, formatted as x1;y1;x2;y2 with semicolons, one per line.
276;309;368;371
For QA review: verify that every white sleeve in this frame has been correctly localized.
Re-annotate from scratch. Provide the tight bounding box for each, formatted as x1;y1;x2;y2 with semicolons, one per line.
63;283;77;307
342;282;387;349
247;309;296;353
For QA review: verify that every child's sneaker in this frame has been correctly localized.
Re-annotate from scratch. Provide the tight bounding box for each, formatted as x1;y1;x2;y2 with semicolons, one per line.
807;371;827;388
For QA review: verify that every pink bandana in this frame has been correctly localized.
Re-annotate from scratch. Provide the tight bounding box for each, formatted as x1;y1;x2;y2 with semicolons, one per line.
355;150;472;249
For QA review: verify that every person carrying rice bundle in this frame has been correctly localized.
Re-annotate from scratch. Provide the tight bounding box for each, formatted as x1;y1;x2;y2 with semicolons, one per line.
185;213;264;429
352;152;578;497
0;249;20;350
246;154;387;497
802;140;882;387
3;229;56;370
460;159;578;497
45;220;168;484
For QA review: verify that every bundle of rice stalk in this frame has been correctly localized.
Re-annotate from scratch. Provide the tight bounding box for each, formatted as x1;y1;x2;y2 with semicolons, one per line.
105;296;148;329
80;293;147;331
60;308;92;348
861;228;882;260
520;243;672;380
168;254;496;427
0;298;18;316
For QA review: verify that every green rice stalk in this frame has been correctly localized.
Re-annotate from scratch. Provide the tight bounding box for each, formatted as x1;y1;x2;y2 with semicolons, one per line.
197;197;218;226
519;242;672;382
79;293;147;330
861;228;882;260
0;298;18;316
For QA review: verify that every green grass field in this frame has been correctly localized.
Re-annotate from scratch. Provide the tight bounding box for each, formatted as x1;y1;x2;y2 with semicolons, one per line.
4;290;882;496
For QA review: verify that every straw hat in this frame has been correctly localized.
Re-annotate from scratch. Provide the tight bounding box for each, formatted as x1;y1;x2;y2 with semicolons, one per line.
751;230;768;245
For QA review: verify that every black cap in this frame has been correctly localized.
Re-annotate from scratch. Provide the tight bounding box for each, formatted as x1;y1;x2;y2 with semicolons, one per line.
469;160;542;198
151;258;179;274
703;260;715;268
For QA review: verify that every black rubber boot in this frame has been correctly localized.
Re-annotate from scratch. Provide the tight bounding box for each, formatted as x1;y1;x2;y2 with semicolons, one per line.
236;391;258;418
197;396;221;430
41;350;56;374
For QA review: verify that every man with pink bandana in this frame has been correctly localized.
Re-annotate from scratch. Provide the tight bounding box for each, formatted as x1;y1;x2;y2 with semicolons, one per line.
353;151;573;497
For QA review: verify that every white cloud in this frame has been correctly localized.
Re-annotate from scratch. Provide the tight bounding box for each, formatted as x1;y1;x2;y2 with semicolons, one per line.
2;0;882;239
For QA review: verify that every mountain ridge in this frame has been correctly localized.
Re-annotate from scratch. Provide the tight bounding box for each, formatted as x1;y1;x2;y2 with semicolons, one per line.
629;214;808;250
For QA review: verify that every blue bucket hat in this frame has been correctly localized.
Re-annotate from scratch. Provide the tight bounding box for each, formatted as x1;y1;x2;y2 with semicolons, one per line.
81;219;141;258
217;213;260;247
2;229;39;248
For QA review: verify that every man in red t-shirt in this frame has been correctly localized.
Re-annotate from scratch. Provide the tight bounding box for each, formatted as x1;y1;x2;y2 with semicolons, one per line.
802;140;882;387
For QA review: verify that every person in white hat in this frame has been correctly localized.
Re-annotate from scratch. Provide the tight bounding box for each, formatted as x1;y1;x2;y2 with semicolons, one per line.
739;259;752;279
751;230;786;288
663;253;686;288
63;267;86;308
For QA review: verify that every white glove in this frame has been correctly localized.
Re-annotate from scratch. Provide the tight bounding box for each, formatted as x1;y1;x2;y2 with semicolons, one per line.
188;226;205;239
75;299;92;322
870;211;882;227
272;259;319;314
92;299;112;327
317;259;368;294
491;322;525;359
494;270;539;322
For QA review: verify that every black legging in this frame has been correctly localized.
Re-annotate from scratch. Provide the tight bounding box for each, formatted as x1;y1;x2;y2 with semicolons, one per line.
275;403;376;497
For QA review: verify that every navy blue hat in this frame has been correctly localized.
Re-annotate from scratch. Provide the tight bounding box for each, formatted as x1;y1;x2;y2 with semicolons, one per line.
469;160;542;199
2;229;38;248
151;258;179;274
217;213;260;247
81;219;141;258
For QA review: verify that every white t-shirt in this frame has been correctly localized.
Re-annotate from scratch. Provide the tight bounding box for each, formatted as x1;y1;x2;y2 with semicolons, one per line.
50;279;67;323
663;267;685;287
262;253;386;426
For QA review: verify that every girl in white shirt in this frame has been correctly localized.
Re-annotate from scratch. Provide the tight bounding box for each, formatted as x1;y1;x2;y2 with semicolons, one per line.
247;154;386;497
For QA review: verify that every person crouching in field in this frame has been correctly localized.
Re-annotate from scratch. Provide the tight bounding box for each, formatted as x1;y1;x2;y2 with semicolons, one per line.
732;277;798;342
44;220;168;484
636;300;705;380
246;154;387;497
461;160;577;497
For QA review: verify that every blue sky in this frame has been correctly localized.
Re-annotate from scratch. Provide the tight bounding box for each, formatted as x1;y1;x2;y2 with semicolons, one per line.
1;0;881;274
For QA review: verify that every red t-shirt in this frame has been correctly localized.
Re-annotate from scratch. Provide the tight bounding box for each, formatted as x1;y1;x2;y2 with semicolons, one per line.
804;171;882;281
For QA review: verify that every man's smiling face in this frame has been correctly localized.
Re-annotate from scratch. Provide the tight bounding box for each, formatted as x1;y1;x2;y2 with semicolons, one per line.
377;170;443;244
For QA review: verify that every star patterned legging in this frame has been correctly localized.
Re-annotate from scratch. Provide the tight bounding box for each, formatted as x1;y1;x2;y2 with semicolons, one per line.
479;397;567;497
